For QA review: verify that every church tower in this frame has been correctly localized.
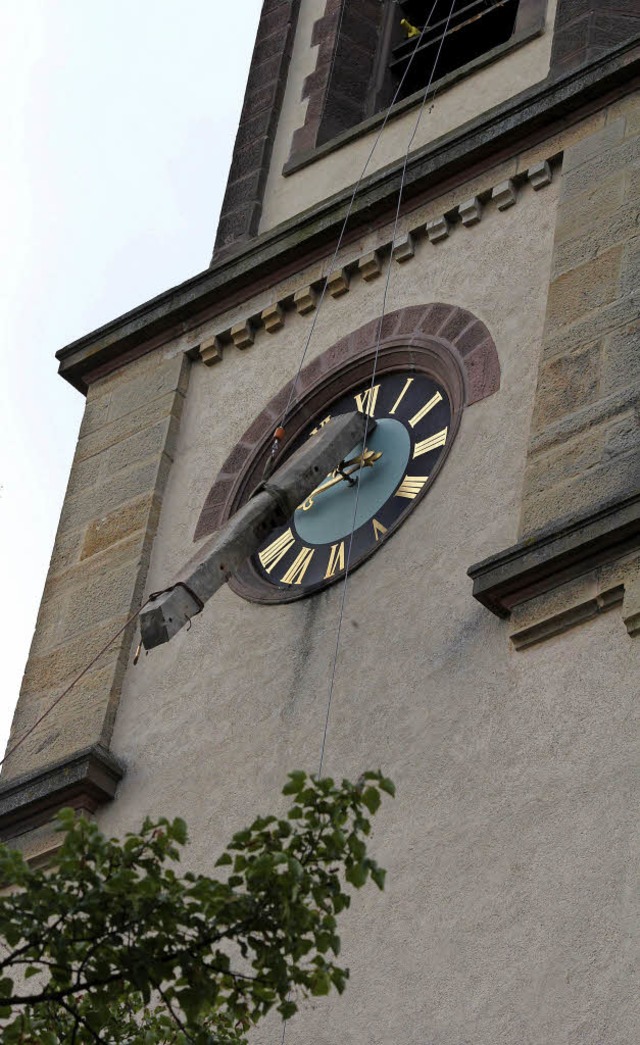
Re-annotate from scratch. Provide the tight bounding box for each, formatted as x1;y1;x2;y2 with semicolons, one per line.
3;1;640;1039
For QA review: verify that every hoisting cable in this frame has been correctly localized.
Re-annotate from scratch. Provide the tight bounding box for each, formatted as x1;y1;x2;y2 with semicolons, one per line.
0;607;143;771
275;0;452;445
318;0;459;776
281;1;460;1041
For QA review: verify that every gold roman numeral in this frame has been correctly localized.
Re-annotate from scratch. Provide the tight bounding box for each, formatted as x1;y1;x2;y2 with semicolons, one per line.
409;391;442;428
372;518;387;542
324;541;345;578
310;415;331;436
281;546;315;585
395;475;428;499
413;427;447;458
389;377;413;415
258;528;295;573
354;384;380;417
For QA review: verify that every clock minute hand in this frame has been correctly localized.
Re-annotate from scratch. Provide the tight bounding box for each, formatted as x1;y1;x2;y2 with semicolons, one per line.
299;449;383;510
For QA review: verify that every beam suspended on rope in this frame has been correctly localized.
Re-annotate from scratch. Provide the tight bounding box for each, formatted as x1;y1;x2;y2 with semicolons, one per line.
138;411;373;650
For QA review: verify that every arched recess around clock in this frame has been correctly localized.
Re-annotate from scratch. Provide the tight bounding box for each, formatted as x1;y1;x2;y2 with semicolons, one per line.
194;302;499;599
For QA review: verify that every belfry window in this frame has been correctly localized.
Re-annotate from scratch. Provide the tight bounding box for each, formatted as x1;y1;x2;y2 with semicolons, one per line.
297;0;545;156
389;0;521;102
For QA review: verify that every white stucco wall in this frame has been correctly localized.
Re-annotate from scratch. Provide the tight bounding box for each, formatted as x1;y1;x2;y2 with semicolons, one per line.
259;0;559;233
94;172;635;1042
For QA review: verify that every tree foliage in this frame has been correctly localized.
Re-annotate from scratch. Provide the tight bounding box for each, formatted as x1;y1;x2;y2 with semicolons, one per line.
0;770;394;1043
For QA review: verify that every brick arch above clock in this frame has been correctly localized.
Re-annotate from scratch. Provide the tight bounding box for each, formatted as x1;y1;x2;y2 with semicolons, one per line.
194;302;500;541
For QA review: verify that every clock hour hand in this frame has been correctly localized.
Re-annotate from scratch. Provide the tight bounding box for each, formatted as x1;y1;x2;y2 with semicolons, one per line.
299;448;383;511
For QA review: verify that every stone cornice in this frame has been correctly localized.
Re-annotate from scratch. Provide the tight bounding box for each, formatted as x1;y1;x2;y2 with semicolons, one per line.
0;745;125;842
56;37;640;393
468;492;640;618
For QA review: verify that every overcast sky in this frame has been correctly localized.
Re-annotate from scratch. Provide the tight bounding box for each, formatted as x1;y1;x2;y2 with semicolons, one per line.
0;1;263;756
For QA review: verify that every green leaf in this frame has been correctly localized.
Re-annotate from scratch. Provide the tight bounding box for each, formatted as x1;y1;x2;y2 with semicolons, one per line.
346;862;368;888
371;866;386;890
362;788;381;814
310;970;331;996
282;771;307;795
172;817;188;845
0;769;388;1042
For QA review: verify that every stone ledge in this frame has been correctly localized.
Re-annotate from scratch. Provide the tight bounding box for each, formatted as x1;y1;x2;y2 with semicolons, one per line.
197;160;557;367
467;491;640;617
54;40;640;393
0;745;125;842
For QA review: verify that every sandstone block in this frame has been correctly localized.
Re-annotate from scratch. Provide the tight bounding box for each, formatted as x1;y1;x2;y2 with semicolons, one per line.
509;570;600;645
619;237;640;298
522;428;604;497
79;393;111;438
59;455;168;531
46;527;151;606
358;250;382;281
6;663;127;781
99;416;177;479
562;135;640;200
551;206;638;280
625;160;640;203
603;412;640;462
606;95;640;140
544;246;623;333
106;354;189;423
231;320;255;349
294;286;318;314
392;232;415;262
554;172;626;246
622;568;640;636
326;269;350;297
48;527;85;578
521;447;640;535
19;616;128;697
48;555;145;646
601;320;640;395
621;95;640;139
562;119;625;174
543;293;638;361
261;303;284;333
64;453;104;502
425;216;450;242
491;180;518;210
81;493;157;560
199;336;224;366
458;197;482;226
515;111;605;175
89;343;181;399
529;380;640;457
531;342;601;432
527;161;552;190
76;390;184;464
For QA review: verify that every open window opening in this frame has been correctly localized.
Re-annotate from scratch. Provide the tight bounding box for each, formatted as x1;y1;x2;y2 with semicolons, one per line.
307;0;541;157
389;0;521;101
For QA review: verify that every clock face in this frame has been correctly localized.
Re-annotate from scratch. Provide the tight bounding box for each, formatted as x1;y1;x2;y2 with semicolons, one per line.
252;370;452;596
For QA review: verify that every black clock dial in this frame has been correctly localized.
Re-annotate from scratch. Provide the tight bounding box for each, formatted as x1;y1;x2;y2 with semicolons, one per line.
252;371;451;595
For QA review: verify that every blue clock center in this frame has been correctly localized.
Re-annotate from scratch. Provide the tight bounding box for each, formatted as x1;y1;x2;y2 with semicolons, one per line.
294;418;411;545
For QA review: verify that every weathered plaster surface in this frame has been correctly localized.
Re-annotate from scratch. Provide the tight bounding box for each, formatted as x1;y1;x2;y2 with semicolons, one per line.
259;0;559;232
92;177;640;1045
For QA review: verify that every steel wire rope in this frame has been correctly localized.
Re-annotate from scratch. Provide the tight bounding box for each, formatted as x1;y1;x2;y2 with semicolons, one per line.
279;0;446;429
318;0;459;776
0;0;456;1032
281;2;459;1041
0;607;142;771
